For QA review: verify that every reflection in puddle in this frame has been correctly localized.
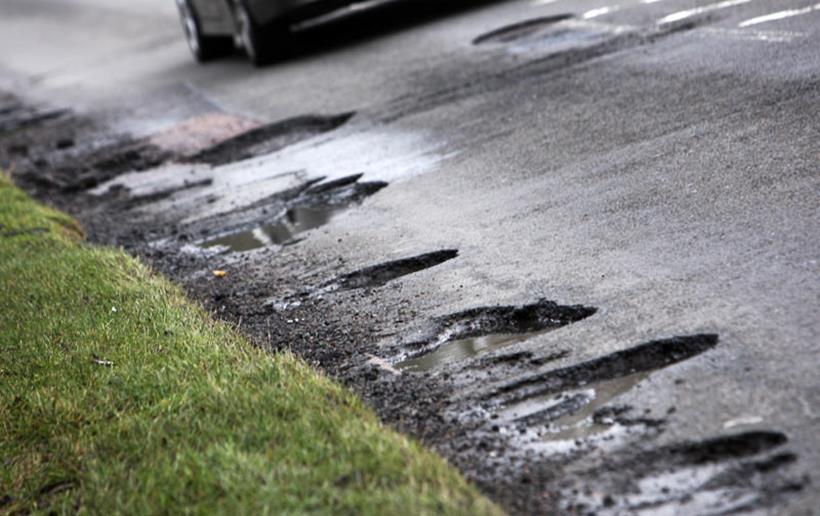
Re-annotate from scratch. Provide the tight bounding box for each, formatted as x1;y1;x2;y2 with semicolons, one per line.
499;371;650;441
201;206;342;252
397;330;554;372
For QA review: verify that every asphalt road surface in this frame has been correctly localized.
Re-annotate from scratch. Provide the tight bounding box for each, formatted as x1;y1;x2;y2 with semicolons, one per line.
1;0;818;514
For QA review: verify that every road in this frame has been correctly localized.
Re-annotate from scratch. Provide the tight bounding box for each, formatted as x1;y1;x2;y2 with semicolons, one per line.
1;0;818;513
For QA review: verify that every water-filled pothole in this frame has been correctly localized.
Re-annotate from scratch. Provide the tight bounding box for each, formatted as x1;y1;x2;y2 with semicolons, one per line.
201;205;343;251
199;174;386;252
398;329;555;372
393;300;596;371
489;334;719;440
499;371;650;440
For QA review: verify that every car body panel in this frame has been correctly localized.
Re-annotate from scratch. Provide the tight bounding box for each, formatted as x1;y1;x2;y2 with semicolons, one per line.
189;0;363;35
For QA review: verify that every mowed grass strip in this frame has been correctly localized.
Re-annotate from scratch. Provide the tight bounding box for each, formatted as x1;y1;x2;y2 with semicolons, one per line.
0;176;501;515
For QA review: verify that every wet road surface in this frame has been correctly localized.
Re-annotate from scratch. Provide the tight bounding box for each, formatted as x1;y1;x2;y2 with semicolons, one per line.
1;0;818;513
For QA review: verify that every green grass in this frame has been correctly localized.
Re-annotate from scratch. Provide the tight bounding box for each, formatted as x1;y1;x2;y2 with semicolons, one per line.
0;175;501;515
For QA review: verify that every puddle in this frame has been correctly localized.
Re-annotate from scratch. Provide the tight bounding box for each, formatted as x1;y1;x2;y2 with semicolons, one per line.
490;334;718;404
393;300;596;371
197;173;386;252
499;371;650;441
397;329;555;372
201;205;343;251
485;334;719;440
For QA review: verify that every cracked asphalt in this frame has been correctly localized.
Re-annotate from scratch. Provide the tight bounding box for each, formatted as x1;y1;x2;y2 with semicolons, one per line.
1;0;818;513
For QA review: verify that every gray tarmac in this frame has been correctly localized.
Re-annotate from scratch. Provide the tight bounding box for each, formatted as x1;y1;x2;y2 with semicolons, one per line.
1;0;818;513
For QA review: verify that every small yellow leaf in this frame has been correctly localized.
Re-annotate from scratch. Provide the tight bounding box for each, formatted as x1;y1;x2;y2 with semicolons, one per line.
212;270;227;278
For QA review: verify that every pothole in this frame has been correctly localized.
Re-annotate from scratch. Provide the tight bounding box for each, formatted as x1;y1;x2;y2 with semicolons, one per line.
198;174;386;252
393;299;596;371
202;205;343;251
507;23;619;55
272;250;459;309
472;14;574;45
490;334;719;403
184;112;355;166
328;249;458;291
498;371;651;440
566;431;804;515
398;329;557;373
489;334;719;439
473;16;623;57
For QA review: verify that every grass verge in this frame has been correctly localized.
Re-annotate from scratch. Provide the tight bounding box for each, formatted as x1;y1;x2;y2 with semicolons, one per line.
0;175;501;515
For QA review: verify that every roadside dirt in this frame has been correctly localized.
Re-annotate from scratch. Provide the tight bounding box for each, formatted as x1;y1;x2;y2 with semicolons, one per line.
1;93;807;515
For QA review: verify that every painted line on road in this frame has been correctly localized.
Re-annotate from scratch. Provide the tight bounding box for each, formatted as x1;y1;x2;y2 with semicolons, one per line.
700;27;806;42
738;3;820;27
582;5;622;19
658;0;751;24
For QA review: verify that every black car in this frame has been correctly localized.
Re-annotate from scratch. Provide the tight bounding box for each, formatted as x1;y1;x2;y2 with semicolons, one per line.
175;0;361;64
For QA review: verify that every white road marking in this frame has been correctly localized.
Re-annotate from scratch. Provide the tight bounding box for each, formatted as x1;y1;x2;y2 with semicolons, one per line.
738;3;820;27
699;26;806;42
531;0;560;5
658;0;751;24
582;6;621;19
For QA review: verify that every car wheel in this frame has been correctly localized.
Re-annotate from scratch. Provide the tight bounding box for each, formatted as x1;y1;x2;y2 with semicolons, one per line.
234;1;288;66
176;0;233;62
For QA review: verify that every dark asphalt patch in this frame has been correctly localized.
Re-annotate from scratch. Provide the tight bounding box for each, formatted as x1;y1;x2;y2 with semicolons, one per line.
472;14;574;45
184;112;355;166
391;299;596;368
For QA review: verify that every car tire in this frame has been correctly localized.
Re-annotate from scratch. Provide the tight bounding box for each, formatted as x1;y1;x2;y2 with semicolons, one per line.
176;0;233;62
234;1;289;66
